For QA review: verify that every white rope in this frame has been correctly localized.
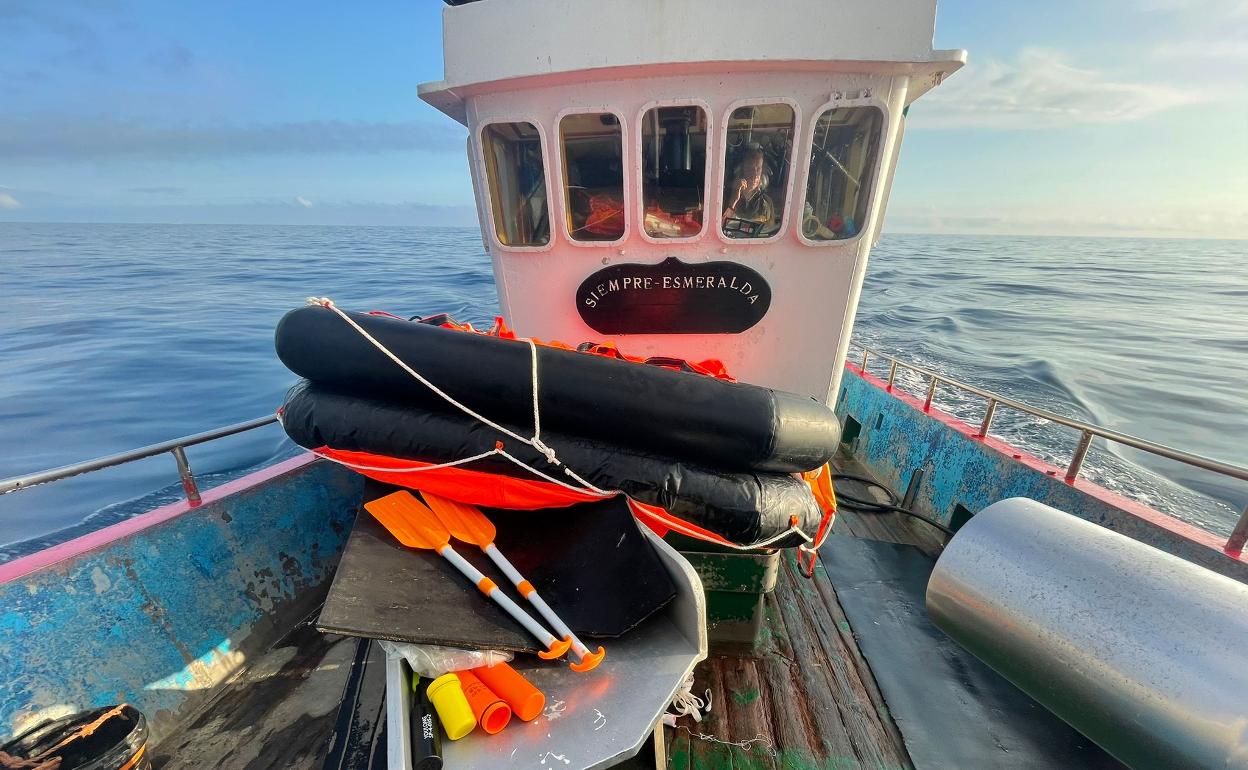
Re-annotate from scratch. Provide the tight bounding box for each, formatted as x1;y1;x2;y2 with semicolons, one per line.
305;296;826;554
662;675;775;758
662;672;712;725
671;725;776;757
308;447;501;473
306;441;614;498
307;298;538;451
632;498;820;552
306;297;611;495
527;338;557;465
496;447;612;497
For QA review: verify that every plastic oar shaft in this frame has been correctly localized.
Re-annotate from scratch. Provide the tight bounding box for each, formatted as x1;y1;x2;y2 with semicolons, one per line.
437;545;558;648
483;543;590;659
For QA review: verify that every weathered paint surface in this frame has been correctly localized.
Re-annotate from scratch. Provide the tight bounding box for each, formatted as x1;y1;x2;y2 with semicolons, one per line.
835;364;1247;583
0;457;363;744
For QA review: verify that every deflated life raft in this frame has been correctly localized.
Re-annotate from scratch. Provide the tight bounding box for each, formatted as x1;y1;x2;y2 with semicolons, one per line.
275;305;840;474
281;380;825;546
275;300;839;549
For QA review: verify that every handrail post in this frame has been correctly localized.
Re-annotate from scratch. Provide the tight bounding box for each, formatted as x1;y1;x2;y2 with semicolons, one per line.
172;446;202;506
860;349;870;372
977;398;998;438
1226;505;1248;554
1066;430;1093;482
923;375;939;411
886;360;898;389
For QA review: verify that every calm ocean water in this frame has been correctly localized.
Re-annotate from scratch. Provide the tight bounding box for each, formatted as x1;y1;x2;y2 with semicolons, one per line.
1;223;1244;557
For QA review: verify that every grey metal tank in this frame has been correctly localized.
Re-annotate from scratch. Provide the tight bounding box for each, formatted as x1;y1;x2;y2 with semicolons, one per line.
926;497;1248;770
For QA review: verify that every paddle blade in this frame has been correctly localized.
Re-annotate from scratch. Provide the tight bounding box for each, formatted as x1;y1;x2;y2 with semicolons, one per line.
364;491;449;550
422;491;497;546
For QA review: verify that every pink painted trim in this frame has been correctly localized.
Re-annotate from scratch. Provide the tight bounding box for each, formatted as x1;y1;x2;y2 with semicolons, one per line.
0;454;319;585
845;363;1245;564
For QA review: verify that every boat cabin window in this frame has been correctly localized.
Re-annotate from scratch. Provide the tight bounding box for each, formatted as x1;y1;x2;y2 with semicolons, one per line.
560;113;625;242
722;103;795;239
481;121;549;247
803;107;883;241
641;106;707;238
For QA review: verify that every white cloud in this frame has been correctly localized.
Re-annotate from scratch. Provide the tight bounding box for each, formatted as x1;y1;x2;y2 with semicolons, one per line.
1153;40;1248;59
914;48;1203;129
1138;0;1248;15
294;196;313;208
0;117;466;162
0;192;21;209
886;203;1248;240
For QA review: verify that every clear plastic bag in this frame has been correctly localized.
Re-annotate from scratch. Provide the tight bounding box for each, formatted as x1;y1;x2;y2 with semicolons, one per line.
378;640;513;678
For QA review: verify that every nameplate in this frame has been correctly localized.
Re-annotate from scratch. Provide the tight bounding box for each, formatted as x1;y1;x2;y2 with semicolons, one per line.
576;257;771;334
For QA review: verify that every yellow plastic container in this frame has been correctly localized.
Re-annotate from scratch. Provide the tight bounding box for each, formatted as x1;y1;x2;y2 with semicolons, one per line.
426;673;477;740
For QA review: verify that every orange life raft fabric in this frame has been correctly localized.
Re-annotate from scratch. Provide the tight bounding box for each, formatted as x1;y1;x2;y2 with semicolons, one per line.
314;447;602;510
432;313;734;381
311;445;835;550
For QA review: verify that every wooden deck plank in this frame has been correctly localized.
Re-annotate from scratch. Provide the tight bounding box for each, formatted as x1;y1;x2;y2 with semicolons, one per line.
720;658;780;770
670;551;916;770
808;559;911;760
777;558;913;770
663;447;954;770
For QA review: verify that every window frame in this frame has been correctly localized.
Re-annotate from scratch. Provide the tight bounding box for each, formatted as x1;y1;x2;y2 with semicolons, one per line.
634;98;714;245
714;97;802;246
795;98;889;248
554;106;631;248
477;116;556;253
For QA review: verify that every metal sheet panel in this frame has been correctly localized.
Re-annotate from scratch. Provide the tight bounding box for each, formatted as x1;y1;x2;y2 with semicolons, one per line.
927;498;1248;770
821;534;1121;769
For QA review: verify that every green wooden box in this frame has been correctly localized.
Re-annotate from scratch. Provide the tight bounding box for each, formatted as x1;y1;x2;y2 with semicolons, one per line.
664;534;780;650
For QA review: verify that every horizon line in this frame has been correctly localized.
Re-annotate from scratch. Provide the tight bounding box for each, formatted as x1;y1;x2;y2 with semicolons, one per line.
1;219;1245;242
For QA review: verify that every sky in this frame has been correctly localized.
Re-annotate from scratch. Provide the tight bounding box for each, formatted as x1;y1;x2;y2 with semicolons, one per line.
0;0;1245;238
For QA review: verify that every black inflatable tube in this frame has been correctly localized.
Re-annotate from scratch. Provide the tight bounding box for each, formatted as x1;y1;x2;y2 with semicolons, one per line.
275;305;839;473
281;381;822;547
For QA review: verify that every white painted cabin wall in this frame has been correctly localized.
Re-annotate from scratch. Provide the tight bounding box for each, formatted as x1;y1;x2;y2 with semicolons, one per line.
462;69;909;402
439;0;944;88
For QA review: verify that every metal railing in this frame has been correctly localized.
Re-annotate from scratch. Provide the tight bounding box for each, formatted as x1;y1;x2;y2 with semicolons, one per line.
0;415;279;507
850;343;1248;554
3;345;1246;556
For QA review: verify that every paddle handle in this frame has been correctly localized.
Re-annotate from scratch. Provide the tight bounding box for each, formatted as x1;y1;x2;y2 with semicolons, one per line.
484;544;593;660
438;545;559;649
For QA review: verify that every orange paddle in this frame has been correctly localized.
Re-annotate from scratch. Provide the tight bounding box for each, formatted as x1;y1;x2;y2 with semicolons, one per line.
421;491;606;673
364;491;571;660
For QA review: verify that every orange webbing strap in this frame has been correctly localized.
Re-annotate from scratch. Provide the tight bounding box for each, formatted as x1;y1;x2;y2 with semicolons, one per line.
627;499;738;547
798;464;837;577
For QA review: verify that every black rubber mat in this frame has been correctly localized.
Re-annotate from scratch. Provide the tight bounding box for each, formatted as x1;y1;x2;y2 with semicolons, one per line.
318;482;676;652
819;534;1125;770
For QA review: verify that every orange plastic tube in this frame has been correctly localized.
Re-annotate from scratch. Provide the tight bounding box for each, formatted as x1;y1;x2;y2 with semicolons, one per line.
471;661;545;722
457;670;512;735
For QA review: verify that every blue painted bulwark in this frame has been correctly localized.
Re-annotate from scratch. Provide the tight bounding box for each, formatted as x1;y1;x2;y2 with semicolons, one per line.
0;459;363;744
835;366;1247;584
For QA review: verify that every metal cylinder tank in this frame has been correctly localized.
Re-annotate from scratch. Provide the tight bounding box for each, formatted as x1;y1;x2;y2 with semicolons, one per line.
926;497;1248;770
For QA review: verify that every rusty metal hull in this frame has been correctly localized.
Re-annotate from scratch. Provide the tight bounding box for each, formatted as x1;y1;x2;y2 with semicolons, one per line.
835;364;1248;583
0;457;363;743
927;497;1248;770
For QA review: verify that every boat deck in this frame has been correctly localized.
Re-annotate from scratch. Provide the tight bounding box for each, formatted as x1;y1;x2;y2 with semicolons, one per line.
149;457;947;770
668;456;944;770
